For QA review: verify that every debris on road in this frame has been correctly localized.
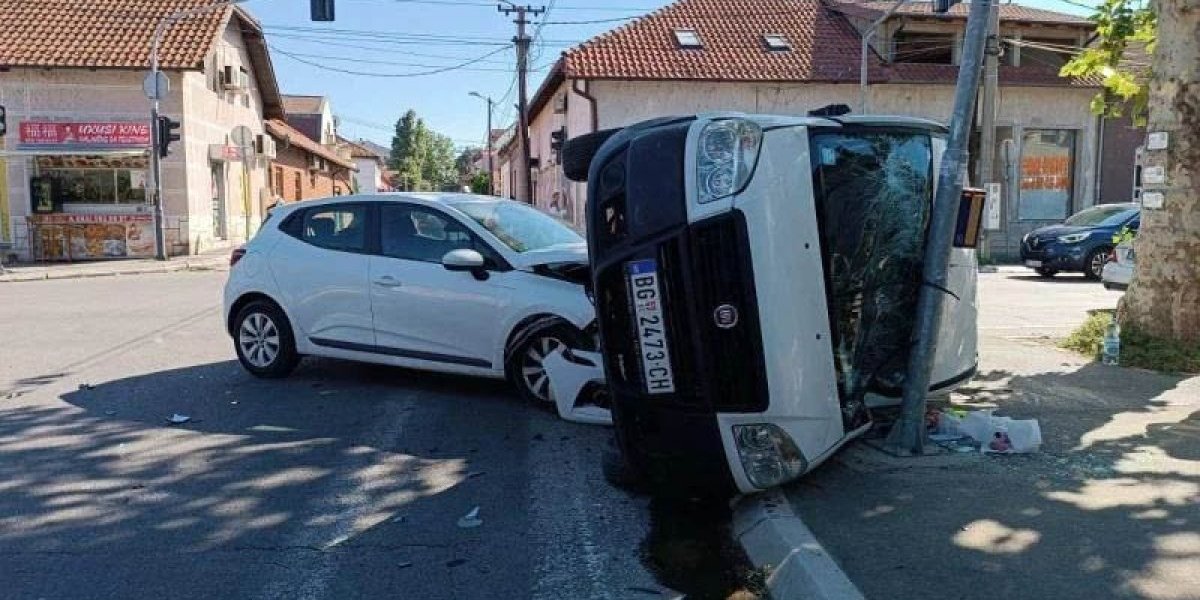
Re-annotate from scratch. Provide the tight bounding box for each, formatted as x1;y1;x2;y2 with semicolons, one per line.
457;506;482;528
165;413;192;425
930;408;1042;454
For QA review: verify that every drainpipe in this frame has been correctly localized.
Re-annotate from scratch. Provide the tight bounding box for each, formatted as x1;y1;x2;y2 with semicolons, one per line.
572;79;598;133
859;0;910;113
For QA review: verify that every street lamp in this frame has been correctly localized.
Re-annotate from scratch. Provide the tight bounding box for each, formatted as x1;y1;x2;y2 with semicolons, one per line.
147;0;248;260
469;91;496;196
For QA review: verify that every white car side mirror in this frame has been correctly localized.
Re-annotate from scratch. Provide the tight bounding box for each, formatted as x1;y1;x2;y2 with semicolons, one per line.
442;249;485;272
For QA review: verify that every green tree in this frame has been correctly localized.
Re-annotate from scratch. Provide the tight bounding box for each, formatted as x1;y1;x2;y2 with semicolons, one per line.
1063;0;1199;345
1060;0;1156;122
389;110;459;191
468;172;491;195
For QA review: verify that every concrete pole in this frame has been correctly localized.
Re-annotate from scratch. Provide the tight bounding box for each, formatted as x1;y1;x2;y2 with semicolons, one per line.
499;3;545;204
883;0;992;456
977;0;1001;262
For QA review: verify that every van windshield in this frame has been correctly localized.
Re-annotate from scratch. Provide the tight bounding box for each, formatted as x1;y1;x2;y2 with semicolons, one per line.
810;130;934;427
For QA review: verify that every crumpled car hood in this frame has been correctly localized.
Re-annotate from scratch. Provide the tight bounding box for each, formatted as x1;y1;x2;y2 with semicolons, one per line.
509;242;588;269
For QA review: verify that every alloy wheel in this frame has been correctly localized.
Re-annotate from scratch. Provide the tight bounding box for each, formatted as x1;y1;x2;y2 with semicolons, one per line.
521;336;565;403
1090;252;1108;278
239;312;281;368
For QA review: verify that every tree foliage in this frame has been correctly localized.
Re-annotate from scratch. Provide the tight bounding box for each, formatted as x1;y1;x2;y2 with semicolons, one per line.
389;110;459;191
1060;0;1157;123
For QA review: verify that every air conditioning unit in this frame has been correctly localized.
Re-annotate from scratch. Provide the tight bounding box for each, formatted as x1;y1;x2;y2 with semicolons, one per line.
255;134;277;159
221;65;250;91
308;155;322;171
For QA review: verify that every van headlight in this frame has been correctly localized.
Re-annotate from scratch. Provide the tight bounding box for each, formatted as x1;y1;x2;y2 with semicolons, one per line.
732;424;808;489
697;119;763;203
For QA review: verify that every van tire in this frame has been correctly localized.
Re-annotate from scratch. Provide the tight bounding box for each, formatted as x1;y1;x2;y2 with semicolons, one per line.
562;128;620;182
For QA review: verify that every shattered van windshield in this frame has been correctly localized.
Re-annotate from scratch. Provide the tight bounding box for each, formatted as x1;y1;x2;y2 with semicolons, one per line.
810;130;934;428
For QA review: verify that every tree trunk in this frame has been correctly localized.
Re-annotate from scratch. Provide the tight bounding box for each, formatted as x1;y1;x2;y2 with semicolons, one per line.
1120;0;1200;344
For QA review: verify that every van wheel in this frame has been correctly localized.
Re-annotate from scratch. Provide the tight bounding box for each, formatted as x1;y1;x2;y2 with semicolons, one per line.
562;129;620;182
234;301;299;378
505;317;589;407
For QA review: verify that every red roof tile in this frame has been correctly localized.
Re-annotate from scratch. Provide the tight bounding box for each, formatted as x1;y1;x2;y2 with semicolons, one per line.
266;119;357;170
835;1;1094;26
562;0;868;82
0;0;237;69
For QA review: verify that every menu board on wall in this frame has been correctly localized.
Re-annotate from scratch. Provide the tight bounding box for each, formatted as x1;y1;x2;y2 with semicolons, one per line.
30;214;155;260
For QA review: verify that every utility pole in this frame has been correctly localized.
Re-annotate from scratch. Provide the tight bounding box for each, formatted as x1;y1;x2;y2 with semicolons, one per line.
148;0;246;260
498;2;544;204
977;0;1001;262
884;0;991;456
470;92;496;195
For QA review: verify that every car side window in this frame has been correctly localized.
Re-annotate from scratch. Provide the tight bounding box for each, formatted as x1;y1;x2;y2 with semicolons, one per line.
379;204;500;266
298;205;367;252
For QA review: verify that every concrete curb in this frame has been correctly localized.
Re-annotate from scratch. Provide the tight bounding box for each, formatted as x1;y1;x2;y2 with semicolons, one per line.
733;490;865;600
0;258;227;283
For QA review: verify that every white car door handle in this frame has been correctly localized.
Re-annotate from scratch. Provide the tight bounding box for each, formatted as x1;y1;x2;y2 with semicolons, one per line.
373;276;402;288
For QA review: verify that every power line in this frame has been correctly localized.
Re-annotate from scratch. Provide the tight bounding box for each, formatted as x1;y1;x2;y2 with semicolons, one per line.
266;32;517;63
271;44;511;77
271;48;525;72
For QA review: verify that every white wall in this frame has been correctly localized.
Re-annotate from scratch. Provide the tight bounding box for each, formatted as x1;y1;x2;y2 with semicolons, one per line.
352;157;382;193
0;16;271;259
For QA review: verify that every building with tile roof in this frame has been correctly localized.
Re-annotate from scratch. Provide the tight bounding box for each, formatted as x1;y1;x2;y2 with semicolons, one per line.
264;120;355;203
512;0;1128;260
0;0;284;259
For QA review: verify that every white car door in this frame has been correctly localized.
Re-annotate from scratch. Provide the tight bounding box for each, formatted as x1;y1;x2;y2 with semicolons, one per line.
367;202;514;371
269;202;375;349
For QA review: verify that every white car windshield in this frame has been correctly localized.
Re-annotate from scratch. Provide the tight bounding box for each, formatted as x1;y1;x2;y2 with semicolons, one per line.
450;200;583;253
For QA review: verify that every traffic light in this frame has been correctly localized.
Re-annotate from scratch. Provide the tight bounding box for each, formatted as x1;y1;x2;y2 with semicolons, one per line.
156;116;181;158
0;105;6;137
933;0;961;13
311;0;334;21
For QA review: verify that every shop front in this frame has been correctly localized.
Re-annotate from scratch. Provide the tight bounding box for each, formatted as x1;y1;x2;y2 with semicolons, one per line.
16;121;155;261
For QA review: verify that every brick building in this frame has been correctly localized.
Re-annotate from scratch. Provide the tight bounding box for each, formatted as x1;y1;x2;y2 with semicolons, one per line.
264;119;355;204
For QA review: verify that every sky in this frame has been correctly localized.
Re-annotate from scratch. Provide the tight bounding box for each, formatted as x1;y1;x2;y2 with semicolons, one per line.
243;0;1096;151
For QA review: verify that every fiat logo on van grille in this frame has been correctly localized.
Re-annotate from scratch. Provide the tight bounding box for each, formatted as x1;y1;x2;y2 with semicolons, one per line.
713;304;739;329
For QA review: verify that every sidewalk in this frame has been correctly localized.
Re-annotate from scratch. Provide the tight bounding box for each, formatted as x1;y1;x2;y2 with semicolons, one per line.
785;335;1200;600
0;250;229;283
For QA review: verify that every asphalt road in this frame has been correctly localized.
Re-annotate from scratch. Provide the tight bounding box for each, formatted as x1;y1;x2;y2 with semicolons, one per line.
0;271;661;600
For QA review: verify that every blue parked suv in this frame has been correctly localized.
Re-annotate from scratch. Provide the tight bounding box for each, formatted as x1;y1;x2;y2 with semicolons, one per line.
1020;203;1140;279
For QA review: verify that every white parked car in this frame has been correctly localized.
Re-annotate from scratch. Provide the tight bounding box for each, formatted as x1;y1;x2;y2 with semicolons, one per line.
1102;241;1135;290
223;193;595;406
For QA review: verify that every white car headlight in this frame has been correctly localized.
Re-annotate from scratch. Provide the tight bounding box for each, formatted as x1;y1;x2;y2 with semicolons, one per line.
1057;232;1091;244
732;423;808;489
697;119;763;204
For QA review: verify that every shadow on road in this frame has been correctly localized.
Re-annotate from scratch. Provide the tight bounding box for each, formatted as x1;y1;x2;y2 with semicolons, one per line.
0;358;542;597
791;360;1199;599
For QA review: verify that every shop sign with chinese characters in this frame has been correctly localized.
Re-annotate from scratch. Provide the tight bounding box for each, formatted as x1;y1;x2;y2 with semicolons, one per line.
18;121;151;149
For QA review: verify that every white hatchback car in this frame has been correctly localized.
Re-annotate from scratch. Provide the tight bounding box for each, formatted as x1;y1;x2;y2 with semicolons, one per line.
223;193;595;405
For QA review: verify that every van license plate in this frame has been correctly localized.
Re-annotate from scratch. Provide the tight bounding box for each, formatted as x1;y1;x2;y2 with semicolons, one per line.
627;259;676;394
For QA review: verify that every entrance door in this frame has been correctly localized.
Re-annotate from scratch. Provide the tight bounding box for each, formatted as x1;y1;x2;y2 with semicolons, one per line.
210;162;228;240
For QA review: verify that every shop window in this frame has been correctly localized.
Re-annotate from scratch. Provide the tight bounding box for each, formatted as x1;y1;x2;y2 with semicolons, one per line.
1019;129;1076;220
892;31;956;64
40;168;147;205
